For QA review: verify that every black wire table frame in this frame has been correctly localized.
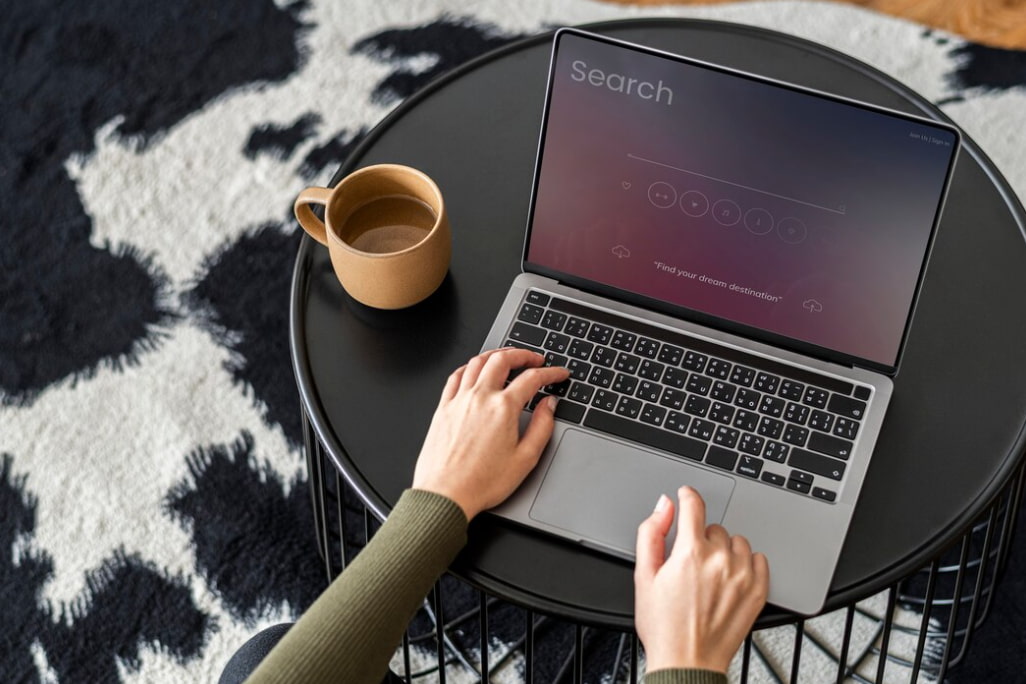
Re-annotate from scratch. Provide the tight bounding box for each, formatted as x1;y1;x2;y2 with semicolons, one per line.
303;406;1025;684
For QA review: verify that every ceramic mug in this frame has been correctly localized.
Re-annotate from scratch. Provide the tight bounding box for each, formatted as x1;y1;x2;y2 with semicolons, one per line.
294;164;451;309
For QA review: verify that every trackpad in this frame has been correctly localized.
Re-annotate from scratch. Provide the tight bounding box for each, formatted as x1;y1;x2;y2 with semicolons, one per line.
529;429;735;555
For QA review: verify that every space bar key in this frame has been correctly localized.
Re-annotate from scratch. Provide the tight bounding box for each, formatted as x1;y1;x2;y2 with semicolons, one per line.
583;410;708;462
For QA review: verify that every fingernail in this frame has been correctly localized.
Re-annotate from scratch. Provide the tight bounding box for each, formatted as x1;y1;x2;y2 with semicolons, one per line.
546;395;559;411
654;494;670;513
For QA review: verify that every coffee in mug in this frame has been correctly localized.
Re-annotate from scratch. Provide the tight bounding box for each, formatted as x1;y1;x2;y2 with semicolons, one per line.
294;164;451;309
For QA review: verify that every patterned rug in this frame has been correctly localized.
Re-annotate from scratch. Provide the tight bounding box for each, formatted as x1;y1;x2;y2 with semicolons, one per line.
3;0;1025;682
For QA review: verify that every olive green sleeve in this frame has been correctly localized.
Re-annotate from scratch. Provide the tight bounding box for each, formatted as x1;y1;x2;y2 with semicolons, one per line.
245;488;468;684
643;668;728;684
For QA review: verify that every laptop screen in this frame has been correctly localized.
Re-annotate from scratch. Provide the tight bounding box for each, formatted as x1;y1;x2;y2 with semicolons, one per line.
524;29;959;372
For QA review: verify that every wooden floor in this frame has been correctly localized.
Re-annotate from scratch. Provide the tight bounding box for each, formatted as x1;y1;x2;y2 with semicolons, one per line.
602;0;1026;49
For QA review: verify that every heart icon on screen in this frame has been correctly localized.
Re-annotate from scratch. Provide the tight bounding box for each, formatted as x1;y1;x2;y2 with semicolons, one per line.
622;181;631;190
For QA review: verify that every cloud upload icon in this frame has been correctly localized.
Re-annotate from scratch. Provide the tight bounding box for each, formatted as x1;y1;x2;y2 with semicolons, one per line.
612;245;631;259
803;298;824;313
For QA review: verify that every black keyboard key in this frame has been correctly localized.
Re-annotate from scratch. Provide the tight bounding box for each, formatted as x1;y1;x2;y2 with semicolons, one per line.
686;374;712;395
854;385;872;401
567;359;591;381
729;365;756;387
544;332;570;354
706;446;739;471
710;381;737;403
738;433;765;456
615;352;641;374
637;380;662;403
568;382;595;405
735;388;760;410
611;330;637;351
706;359;732;379
689;418;715;441
762;471;785;487
682;351;708;372
665;411;691;434
568;339;594;360
764;441;789;463
526;291;550;306
779;380;805;401
834;417;859;440
803;387;829;408
754;372;780;394
615;396;643;419
708;402;735;425
541;310;567;331
543;352;568;368
784;402;810;425
588;366;615;389
808;410;834;433
828;394;868;420
591;346;617;368
518;303;544;324
658;344;684;366
554;400;586;424
662;366;688;389
659;387;686;410
584;410;707;462
732;409;760;432
757;417;783;439
783;424;809;447
787;479;811;494
812;487;837;502
591;389;619;411
759;395;785;417
713;426;740;449
587;324;613;345
635;337;661;359
509;322;547;347
638;360;665;381
640;403;667;426
808;432;854;460
789;470;813;485
564;317;590;338
504;339;539;352
737;455;763;479
684;395;711;417
789;448;846;480
612;373;639;395
545;379;570;397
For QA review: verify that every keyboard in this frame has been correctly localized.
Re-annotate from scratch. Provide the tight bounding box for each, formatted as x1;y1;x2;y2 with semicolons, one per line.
503;290;872;504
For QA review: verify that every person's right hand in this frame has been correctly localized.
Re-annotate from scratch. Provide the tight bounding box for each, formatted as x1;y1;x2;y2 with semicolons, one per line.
634;486;770;674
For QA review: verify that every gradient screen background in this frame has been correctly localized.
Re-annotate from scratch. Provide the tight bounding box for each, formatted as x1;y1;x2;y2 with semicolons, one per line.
526;31;958;370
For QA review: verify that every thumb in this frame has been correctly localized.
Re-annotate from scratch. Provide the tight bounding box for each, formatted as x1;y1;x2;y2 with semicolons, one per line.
635;494;674;579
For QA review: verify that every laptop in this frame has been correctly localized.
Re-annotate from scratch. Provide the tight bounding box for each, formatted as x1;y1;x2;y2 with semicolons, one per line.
480;28;960;614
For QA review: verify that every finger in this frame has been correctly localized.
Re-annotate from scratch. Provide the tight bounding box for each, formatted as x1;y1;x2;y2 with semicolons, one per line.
506;365;570;404
730;533;753;558
440;366;466;404
516;395;558;461
635;494;675;579
705;523;730;548
459;352;491;391
477;347;546;388
753;552;770;585
672;485;707;547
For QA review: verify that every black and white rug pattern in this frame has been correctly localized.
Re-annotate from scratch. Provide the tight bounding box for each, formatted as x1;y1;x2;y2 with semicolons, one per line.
3;0;1025;681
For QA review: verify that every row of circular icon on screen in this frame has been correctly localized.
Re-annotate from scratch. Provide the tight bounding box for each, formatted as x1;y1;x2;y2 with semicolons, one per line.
645;181;808;244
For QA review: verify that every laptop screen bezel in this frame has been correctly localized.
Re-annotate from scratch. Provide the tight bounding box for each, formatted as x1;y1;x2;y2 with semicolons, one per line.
521;27;961;376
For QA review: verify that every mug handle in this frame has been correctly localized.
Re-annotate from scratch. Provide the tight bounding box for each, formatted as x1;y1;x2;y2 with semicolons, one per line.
293;187;334;246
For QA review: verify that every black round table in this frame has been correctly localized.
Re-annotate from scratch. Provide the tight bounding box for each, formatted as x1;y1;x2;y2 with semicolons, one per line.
291;17;1026;678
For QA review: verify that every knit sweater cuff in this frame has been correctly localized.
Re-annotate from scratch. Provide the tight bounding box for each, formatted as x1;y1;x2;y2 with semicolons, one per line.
644;668;728;684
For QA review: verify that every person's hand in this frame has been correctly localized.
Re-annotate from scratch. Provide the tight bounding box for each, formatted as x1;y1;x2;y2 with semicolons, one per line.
634;486;769;674
412;347;570;520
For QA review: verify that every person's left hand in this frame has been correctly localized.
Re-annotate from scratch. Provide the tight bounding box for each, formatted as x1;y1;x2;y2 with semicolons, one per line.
412;347;570;520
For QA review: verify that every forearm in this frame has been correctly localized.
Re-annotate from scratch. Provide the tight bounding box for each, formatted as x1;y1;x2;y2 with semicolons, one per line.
246;489;468;684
